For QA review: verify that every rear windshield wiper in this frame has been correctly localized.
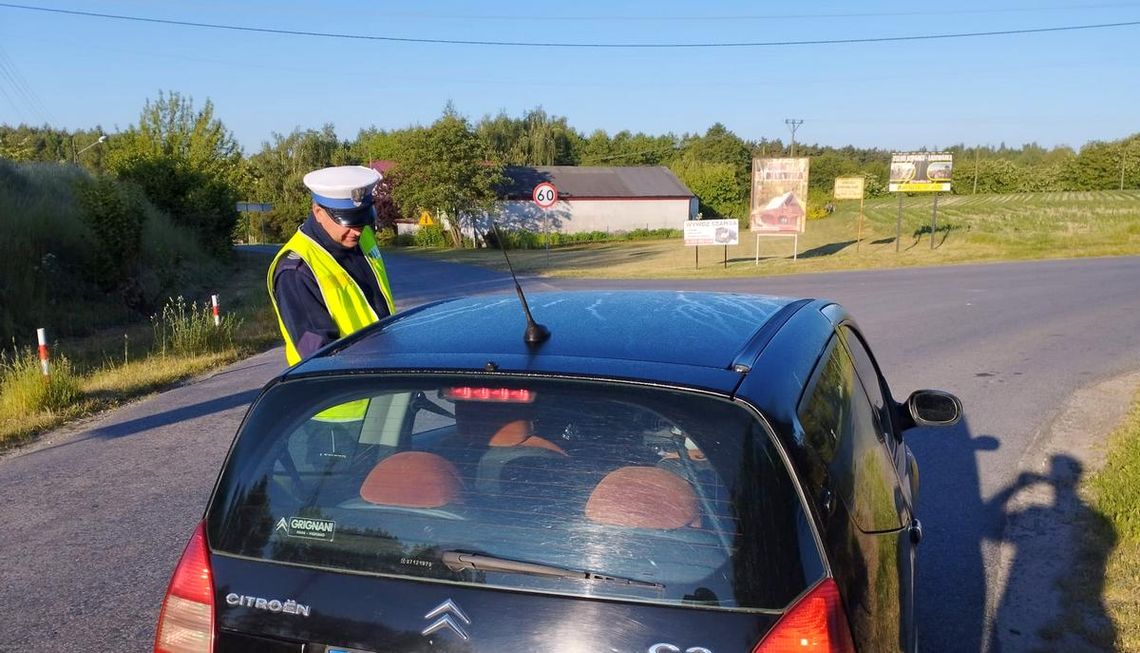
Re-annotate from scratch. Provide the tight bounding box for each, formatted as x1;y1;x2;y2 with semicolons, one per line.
441;550;664;589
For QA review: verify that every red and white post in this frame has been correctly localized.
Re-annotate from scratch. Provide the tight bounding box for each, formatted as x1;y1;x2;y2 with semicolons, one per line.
211;294;220;327
36;328;49;376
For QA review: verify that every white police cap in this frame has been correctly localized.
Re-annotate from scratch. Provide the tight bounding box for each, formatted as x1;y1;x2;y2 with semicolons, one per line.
303;165;382;227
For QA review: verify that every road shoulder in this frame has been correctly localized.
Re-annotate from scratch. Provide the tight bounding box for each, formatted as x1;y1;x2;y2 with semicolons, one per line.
991;369;1140;652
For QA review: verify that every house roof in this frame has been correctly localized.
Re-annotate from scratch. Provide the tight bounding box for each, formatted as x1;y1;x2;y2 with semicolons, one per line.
500;166;694;200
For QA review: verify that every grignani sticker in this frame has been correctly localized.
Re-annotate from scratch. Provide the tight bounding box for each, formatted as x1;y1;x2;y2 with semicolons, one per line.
274;516;336;542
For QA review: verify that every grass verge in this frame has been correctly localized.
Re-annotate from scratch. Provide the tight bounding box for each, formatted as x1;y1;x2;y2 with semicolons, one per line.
0;249;280;449
1051;391;1140;651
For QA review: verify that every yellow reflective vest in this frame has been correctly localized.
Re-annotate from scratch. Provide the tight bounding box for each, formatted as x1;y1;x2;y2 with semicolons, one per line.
267;226;396;366
268;227;395;422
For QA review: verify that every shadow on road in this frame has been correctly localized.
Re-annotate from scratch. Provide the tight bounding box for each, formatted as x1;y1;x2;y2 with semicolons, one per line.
988;454;1117;652
908;416;998;652
17;389;261;457
912;417;1119;652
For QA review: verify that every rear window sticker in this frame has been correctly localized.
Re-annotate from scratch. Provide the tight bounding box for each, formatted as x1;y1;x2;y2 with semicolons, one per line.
274;516;336;542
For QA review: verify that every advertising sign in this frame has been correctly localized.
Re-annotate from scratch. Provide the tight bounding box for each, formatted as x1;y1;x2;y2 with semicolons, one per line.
684;219;739;246
889;152;953;192
833;177;865;200
750;158;809;234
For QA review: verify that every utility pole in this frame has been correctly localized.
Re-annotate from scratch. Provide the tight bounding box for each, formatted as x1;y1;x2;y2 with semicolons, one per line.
1122;147;1128;191
973;148;980;195
72;134;106;164
785;119;803;157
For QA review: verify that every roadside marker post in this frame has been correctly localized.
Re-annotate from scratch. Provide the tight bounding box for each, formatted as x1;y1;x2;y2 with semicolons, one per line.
37;328;49;376
211;294;220;327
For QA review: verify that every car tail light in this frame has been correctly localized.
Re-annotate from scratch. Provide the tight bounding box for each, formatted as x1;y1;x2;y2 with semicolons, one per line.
753;578;855;653
443;386;536;403
154;522;215;653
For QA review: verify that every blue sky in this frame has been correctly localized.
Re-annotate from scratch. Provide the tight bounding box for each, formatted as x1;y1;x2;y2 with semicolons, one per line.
1;1;1138;153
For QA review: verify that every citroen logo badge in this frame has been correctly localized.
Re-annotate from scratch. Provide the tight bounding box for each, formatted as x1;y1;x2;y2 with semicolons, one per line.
421;599;471;641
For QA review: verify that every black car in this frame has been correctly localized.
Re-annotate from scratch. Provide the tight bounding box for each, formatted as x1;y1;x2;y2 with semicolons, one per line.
155;290;960;653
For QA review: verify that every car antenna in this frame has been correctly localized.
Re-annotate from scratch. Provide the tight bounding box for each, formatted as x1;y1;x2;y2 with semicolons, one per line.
490;220;550;346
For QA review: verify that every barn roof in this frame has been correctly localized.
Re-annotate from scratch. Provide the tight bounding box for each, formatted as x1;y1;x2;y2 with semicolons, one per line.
500;166;694;200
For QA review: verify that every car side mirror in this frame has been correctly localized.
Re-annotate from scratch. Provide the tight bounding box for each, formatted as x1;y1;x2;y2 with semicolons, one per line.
906;389;962;427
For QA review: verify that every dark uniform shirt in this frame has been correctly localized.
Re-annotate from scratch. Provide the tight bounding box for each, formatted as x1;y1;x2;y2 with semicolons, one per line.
272;215;391;359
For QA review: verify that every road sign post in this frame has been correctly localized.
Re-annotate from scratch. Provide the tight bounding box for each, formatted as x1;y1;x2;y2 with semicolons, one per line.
532;182;558;265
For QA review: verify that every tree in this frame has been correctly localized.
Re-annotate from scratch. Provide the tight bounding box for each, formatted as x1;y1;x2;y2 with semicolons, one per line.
372;174;405;236
475;108;581;165
390;111;504;247
243;124;351;240
108;92;243;256
349;126;414;165
670;159;744;218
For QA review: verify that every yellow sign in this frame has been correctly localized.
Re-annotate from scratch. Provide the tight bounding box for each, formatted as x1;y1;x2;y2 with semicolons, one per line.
833;177;865;200
418;210;434;226
889;152;953;193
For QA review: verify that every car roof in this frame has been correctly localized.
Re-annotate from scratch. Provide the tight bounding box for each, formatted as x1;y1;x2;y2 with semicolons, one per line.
287;290;819;393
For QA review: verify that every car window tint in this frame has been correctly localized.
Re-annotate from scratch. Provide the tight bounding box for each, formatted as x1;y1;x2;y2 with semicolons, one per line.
208;376;819;612
841;326;895;443
798;339;904;533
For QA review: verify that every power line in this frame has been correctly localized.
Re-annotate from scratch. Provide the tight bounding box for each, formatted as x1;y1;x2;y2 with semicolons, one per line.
315;3;1140;22
1;3;1139;48
0;44;54;125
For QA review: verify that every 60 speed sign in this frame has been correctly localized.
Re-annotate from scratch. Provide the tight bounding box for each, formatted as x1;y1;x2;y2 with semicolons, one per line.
532;182;558;209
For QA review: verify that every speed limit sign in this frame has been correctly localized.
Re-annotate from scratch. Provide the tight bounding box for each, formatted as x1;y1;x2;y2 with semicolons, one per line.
532;182;558;209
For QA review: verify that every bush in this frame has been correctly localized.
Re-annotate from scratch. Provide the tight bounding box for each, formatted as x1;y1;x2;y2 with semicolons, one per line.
413;224;449;247
0;347;82;415
625;228;682;240
806;187;833;220
0;161;97;342
114;154;239;258
151;296;241;356
372;227;397;247
73;175;146;294
0;160;222;344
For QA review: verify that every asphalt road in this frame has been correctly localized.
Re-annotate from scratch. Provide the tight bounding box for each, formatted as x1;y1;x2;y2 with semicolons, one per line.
3;253;1139;652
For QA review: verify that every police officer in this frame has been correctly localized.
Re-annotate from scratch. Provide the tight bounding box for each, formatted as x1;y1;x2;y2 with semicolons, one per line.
268;165;396;366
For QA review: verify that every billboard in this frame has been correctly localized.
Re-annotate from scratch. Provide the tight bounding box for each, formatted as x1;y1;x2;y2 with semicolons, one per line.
684;219;739;246
889;152;953;192
750;158;809;234
834;176;865;200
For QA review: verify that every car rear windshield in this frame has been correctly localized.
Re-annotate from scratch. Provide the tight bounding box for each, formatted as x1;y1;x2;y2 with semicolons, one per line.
207;375;821;611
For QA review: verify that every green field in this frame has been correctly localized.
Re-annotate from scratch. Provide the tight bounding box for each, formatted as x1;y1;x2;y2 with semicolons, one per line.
414;190;1140;278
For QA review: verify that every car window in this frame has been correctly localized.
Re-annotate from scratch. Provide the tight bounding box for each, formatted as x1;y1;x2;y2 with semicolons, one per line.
208;375;819;611
840;326;896;443
798;337;904;533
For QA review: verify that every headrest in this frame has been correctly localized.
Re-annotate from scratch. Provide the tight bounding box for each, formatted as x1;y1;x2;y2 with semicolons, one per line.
360;452;462;508
585;466;698;529
489;420;566;455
